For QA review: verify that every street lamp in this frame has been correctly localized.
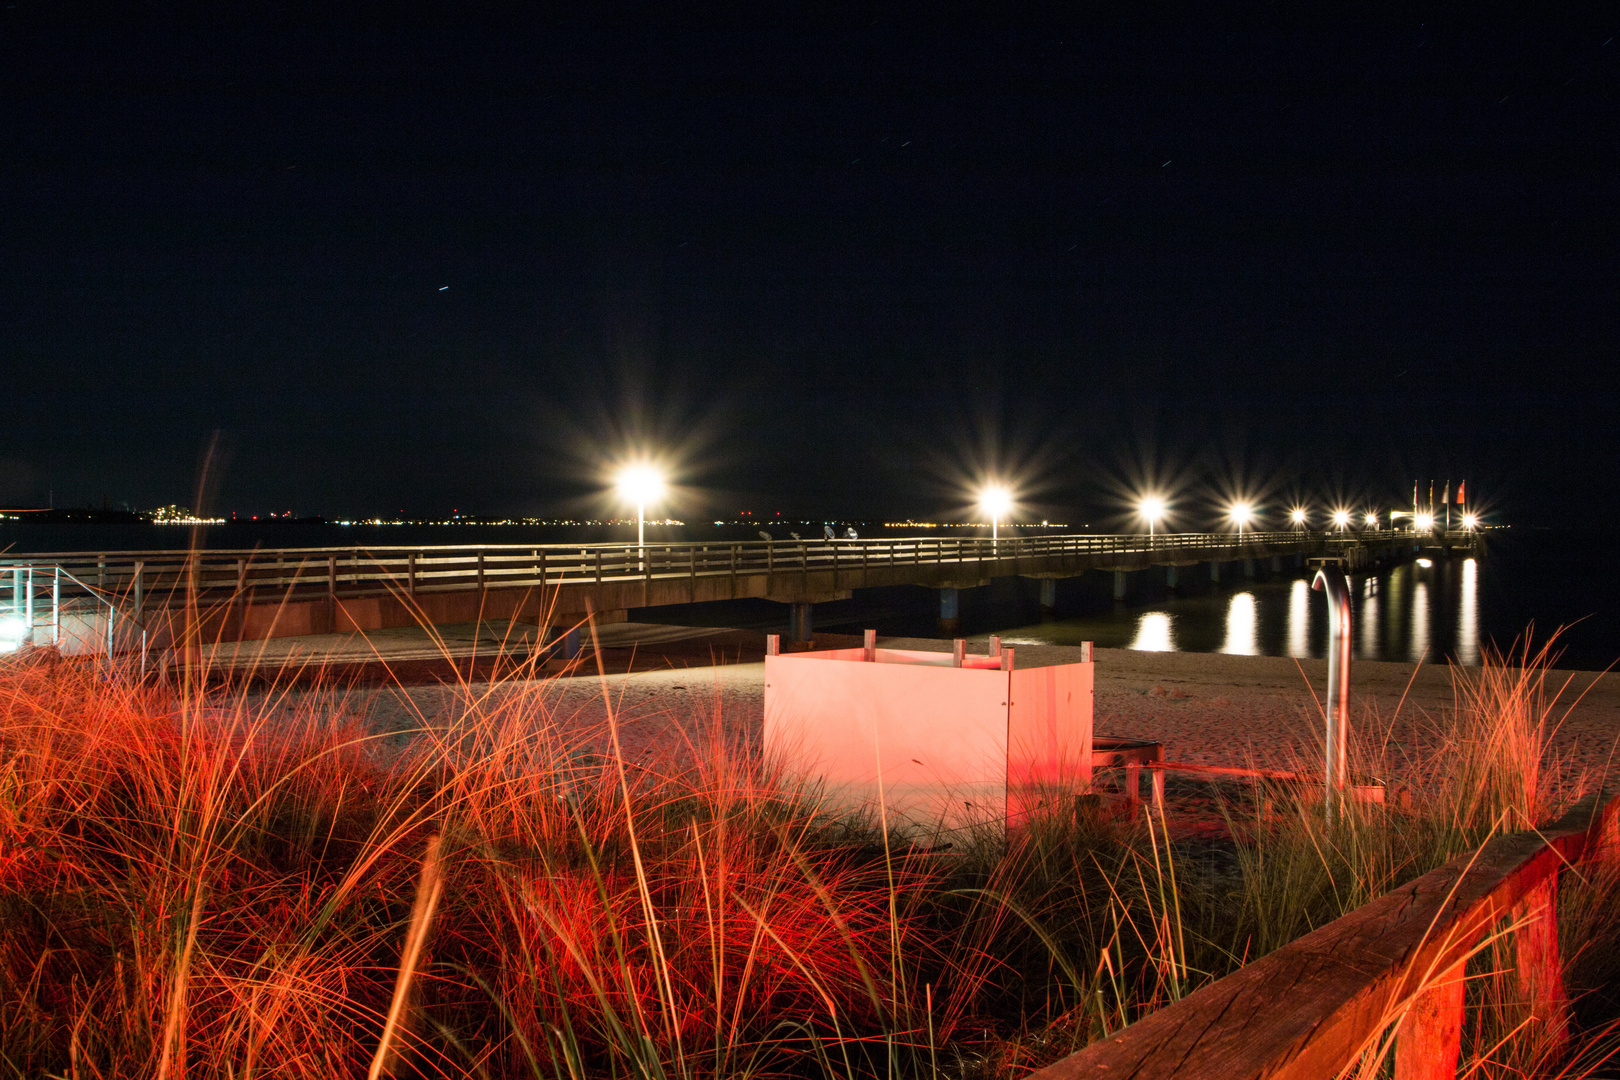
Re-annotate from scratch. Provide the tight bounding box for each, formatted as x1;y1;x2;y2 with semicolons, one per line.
1331;509;1351;531
1461;512;1479;531
615;465;667;553
979;484;1013;544
1289;507;1308;529
1228;501;1256;539
1363;511;1378;529
1138;495;1166;542
1414;511;1434;534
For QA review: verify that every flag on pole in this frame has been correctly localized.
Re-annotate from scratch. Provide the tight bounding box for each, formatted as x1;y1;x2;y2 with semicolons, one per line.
1456;481;1465;504
1441;482;1449;506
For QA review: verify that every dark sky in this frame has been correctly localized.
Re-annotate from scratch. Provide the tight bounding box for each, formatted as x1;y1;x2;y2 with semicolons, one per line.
2;14;1615;526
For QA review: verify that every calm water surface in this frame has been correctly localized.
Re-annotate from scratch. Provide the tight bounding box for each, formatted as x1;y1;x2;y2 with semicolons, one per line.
980;530;1614;671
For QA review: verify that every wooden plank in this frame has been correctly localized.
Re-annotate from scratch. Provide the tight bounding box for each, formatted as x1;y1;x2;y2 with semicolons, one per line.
1028;794;1610;1080
1393;961;1464;1080
1513;874;1569;1056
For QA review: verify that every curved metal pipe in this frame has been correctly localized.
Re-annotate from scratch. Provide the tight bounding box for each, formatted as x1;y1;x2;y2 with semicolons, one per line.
1312;563;1353;818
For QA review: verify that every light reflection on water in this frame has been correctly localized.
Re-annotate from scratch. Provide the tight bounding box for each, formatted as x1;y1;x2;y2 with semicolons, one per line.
1129;611;1175;652
1358;577;1379;660
1457;559;1480;665
994;552;1485;665
1411;581;1431;664
1288;579;1309;657
1221;593;1259;655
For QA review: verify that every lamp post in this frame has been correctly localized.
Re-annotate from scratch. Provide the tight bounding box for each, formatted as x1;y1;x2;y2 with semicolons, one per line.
1138;496;1166;546
979;484;1013;546
615;465;666;566
1229;501;1255;541
1332;509;1351;532
1290;507;1307;530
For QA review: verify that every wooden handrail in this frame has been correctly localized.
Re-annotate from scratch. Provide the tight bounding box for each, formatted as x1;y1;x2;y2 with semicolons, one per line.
1028;791;1619;1080
0;530;1409;611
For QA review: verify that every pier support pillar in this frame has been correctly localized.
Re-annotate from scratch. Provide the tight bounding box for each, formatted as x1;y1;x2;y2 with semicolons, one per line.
1270;555;1282;573
1244;558;1256;579
1113;570;1128;601
551;625;581;660
1038;577;1057;619
1209;560;1221;584
938;588;960;634
789;602;814;643
1165;565;1179;591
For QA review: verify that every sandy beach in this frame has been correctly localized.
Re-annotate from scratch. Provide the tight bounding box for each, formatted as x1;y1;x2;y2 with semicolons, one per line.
341;627;1620;792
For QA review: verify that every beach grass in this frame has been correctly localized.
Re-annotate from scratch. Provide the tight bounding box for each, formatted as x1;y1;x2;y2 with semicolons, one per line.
0;630;1615;1078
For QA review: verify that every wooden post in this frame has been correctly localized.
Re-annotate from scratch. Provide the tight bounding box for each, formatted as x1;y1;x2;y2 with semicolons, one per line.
325;555;338;634
477;549;486;592
1513;874;1570;1056
408;553;417;596
1394;962;1465;1080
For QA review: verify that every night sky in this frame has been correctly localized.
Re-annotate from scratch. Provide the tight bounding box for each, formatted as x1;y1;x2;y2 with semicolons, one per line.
3;14;1615;527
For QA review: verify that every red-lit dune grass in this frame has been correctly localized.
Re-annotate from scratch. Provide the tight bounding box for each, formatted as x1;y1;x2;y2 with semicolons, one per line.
1;631;1618;1078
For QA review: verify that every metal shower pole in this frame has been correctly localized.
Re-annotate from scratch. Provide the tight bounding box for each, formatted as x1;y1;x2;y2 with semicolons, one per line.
1312;561;1353;820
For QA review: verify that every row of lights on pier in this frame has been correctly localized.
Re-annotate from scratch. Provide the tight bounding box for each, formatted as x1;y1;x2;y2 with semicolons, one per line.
613;463;1477;538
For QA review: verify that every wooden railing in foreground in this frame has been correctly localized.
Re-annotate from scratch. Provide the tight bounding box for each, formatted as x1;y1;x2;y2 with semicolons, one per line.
1029;791;1620;1080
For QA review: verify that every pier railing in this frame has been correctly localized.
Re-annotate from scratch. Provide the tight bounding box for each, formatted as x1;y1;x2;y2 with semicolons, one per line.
1028;790;1620;1080
0;530;1402;611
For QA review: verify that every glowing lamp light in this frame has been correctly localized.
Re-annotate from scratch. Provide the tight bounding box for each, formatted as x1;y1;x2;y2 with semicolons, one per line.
979;484;1014;542
1289;507;1307;526
614;464;667;550
1138;495;1167;538
1461;513;1479;530
1331;509;1352;530
1364;511;1378;528
1228;501;1256;535
1414;512;1435;533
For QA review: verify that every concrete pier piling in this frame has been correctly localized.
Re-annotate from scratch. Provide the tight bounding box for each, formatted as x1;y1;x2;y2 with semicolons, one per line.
1210;560;1221;584
1038;577;1058;618
938;587;961;633
1113;570;1128;601
790;602;814;642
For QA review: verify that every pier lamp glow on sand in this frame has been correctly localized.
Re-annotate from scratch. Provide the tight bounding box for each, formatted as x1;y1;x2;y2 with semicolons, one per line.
978;484;1014;543
1138;496;1167;539
614;465;667;549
